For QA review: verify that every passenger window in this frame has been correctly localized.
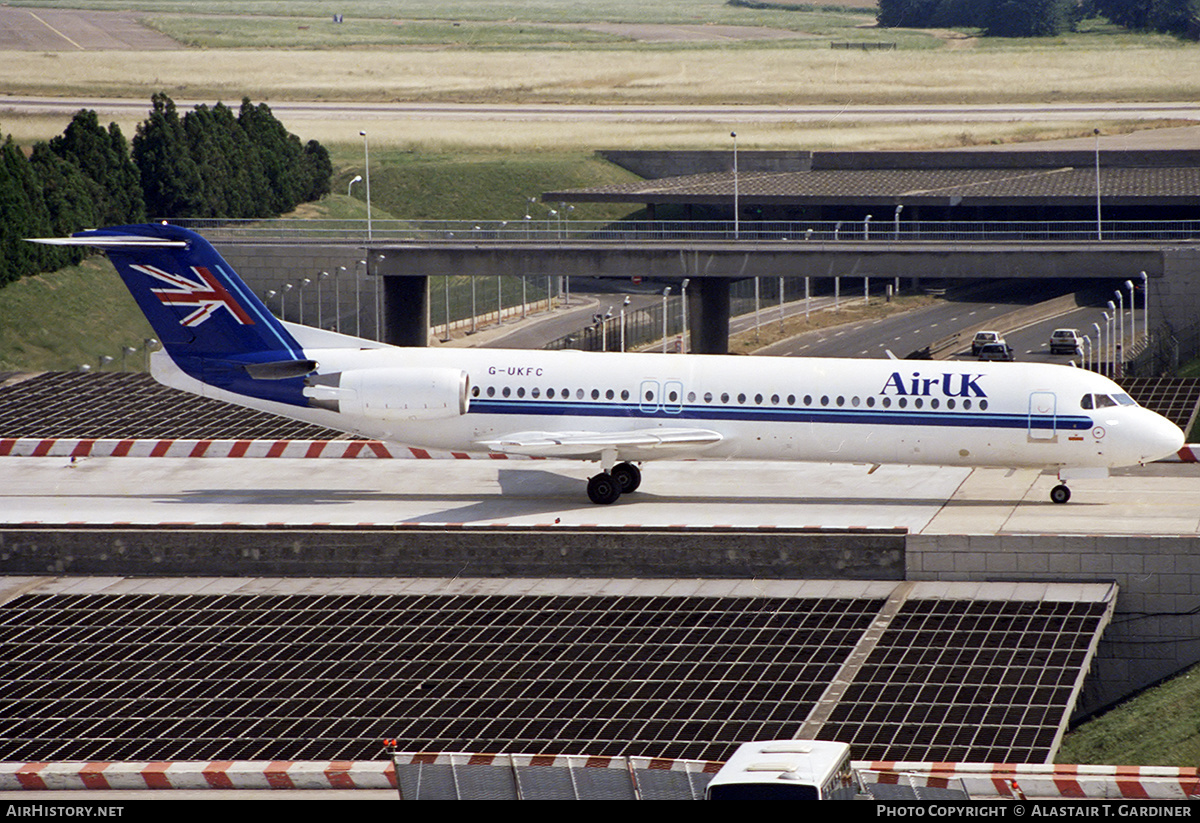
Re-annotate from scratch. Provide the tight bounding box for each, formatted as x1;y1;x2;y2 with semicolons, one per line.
979;399;988;410
487;386;495;397
621;389;630;401
754;393;763;405
738;393;747;404
704;392;713;403
502;387;511;398
531;387;540;398
516;387;525;398
606;389;615;400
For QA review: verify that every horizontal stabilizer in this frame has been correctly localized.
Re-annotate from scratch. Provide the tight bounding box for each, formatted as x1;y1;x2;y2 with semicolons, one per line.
29;234;187;248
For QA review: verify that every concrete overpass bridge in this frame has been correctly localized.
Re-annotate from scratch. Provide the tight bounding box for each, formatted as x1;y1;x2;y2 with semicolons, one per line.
204;220;1198;354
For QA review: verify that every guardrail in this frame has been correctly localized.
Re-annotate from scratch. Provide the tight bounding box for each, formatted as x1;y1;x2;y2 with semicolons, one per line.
169;218;1200;245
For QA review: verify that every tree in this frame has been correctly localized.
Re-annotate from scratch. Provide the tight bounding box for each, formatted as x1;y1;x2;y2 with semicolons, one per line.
49;110;144;225
0;135;54;286
28;142;99;266
132;92;203;218
983;0;1073;36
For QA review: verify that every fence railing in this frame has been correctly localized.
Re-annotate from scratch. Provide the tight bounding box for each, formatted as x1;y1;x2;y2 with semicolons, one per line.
169;218;1200;245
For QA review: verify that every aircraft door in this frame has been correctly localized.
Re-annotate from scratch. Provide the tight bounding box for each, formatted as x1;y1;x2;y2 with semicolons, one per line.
663;380;684;415
639;380;660;414
1028;391;1057;441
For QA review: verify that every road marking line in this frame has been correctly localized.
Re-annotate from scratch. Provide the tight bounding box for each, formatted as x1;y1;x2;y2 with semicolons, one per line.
28;11;84;50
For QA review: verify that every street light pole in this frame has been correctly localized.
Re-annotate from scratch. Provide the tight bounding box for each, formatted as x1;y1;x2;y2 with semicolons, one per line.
680;278;690;354
730;131;739;240
359;130;372;242
662;287;671;353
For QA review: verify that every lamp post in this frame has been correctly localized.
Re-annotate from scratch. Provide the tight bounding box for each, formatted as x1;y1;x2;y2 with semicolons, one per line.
863;214;872;240
266;289;278;319
1082;335;1092;372
1114;289;1125;368
1093;322;1102;375
730;131;739;240
1141;271;1149;347
298;277;311;326
1107;300;1118;376
355;260;365;337
620;296;630;352
318;271;329;329
1094;128;1102;241
374;254;385;340
348;175;362;197
662;286;671;353
359;130;372;241
282;283;293;322
335;266;346;333
680;278;690;354
893;204;903;240
1125;279;1136;351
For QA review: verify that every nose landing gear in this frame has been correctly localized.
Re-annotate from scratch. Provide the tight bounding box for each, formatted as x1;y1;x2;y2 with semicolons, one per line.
1050;484;1071;504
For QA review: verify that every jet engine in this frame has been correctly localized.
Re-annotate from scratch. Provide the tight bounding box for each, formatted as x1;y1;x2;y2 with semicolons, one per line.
304;367;469;421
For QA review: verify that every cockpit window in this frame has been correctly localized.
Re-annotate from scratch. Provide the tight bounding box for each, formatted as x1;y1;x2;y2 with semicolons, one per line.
1083;393;1128;410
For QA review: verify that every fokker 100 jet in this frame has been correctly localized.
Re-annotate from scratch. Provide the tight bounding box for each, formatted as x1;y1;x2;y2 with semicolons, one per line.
34;223;1185;505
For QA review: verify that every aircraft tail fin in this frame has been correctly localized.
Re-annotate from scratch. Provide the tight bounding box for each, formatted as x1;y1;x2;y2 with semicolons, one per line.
32;223;314;407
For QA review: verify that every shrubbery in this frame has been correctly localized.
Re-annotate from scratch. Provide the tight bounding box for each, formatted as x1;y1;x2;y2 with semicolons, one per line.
0;93;332;288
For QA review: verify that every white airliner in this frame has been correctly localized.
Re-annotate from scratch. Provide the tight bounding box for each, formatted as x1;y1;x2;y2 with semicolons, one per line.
35;224;1185;505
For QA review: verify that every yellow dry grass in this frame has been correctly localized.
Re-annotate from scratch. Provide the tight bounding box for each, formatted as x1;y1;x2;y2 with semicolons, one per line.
3;45;1198;107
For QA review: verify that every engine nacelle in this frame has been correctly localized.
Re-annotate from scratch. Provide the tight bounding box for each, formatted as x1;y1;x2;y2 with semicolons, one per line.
304;367;469;421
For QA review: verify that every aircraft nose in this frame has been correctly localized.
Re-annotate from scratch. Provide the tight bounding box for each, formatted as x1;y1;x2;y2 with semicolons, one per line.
1141;412;1185;463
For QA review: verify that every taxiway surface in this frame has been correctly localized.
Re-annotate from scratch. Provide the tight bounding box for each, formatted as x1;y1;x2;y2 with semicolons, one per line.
2;456;1196;535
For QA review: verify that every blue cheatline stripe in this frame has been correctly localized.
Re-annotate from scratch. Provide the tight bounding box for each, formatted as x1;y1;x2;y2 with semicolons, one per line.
467;399;1092;431
213;262;303;360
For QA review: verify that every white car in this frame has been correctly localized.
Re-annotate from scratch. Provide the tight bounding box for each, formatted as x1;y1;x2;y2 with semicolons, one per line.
971;331;1002;356
1049;328;1082;355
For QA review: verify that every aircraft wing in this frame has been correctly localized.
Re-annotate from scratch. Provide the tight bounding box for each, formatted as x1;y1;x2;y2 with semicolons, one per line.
477;427;723;459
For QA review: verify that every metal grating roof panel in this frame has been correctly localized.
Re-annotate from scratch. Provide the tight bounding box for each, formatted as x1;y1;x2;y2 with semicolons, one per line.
0;579;1113;765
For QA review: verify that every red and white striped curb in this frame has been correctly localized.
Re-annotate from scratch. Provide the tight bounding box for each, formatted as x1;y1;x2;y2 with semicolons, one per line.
0;438;534;460
857;762;1200;800
3;758;1196;796
0;761;395;791
1168;445;1200;462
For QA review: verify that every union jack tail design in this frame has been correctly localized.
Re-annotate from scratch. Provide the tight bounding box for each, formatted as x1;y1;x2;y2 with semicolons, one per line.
135;263;257;327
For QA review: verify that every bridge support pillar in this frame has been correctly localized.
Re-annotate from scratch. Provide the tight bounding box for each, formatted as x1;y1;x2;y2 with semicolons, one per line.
382;275;429;347
690;278;731;354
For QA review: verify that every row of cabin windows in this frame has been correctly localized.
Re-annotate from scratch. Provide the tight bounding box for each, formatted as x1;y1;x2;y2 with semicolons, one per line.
473;384;990;411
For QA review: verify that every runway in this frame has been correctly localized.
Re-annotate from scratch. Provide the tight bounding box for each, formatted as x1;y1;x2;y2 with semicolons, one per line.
2;454;1196;535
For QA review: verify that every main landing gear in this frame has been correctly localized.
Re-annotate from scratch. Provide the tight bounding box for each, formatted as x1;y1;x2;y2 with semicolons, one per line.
587;461;641;505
